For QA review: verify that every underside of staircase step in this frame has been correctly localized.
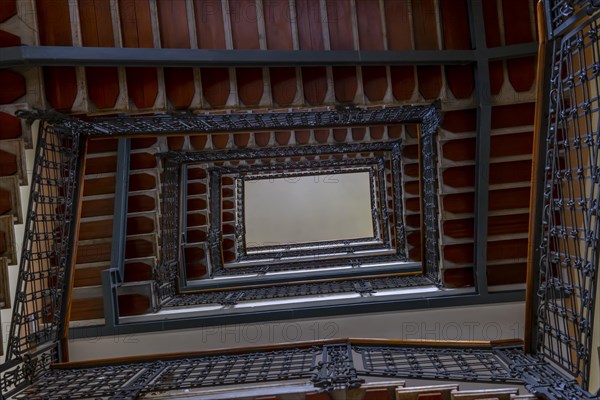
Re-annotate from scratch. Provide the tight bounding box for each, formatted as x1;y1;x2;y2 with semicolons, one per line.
76;239;112;264
70;288;153;320
125;233;158;260
0;175;21;223
73;257;155;287
78;214;157;241
0;139;27;185
70;297;105;321
0;257;10;309
87;138;118;154
70;299;150;320
73;264;110;288
124;257;154;282
83;175;116;196
128;193;157;213
80;197;114;218
0;215;16;265
118;293;153;317
129;171;159;193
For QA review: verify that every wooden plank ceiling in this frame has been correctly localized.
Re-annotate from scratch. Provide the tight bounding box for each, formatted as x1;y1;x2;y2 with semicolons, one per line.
0;0;538;320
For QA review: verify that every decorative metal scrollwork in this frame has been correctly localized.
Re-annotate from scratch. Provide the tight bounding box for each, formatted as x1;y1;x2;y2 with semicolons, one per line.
10;341;600;399
311;345;364;391
536;9;600;388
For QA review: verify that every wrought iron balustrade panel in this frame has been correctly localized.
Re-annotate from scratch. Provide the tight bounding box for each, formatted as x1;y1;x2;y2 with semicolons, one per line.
0;343;58;399
154;158;180;306
147;348;318;392
311;344;363;391
537;10;600;387
13;347;321;400
164;275;434;307
160;140;402;164
498;347;600;400
420;113;441;283
547;1;600;36
198;255;414;277
9;342;600;400
355;345;518;383
6;121;82;361
90;107;433;136
17;107;435;137
12;363;142;400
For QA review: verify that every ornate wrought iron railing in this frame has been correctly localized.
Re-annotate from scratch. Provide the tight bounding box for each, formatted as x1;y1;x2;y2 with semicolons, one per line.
9;340;599;399
0;344;58;399
420;112;442;283
3;86;598;400
1;106;444;398
82;106;436;136
1;118;84;396
546;0;600;37
149;105;442;308
153;157;180;307
163;275;435;307
162;141;410;277
535;5;600;388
